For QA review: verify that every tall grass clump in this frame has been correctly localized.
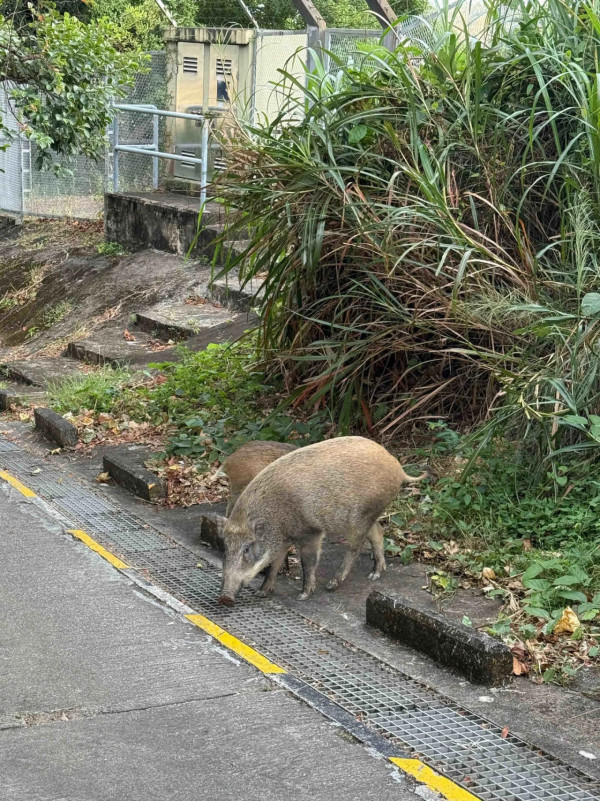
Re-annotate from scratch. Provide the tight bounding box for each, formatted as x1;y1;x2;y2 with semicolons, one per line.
215;0;600;468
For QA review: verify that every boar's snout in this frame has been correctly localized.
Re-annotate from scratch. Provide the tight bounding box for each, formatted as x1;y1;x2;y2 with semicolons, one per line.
218;594;236;607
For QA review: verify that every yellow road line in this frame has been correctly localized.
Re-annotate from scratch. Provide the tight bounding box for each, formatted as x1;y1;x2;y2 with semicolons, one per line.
67;529;129;570
390;758;481;801
0;469;37;498
186;613;286;675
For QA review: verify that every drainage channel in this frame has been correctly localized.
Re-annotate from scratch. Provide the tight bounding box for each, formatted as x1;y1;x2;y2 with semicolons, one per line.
0;436;598;801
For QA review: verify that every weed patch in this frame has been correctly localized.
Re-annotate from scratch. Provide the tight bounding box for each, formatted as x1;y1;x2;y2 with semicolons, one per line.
42;300;72;329
48;367;143;416
386;424;600;683
46;339;331;465
97;241;127;257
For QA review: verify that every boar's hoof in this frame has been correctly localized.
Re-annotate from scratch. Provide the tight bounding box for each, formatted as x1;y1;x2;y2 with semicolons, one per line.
255;588;271;598
298;591;311;600
218;595;235;607
325;579;339;591
367;570;382;581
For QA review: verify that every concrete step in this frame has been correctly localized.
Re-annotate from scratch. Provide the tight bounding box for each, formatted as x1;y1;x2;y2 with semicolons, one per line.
208;276;265;312
134;302;235;341
182;311;260;352
104;192;225;257
68;309;259;369
1;357;88;388
67;329;169;367
0;381;48;410
200;224;251;263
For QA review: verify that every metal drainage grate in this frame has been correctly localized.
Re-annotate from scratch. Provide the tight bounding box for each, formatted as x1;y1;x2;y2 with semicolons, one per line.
0;440;599;801
126;547;199;573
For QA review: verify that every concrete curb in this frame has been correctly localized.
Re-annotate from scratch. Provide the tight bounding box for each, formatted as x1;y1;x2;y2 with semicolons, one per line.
199;513;226;551
103;446;167;502
0;387;47;411
34;408;78;448
366;589;513;686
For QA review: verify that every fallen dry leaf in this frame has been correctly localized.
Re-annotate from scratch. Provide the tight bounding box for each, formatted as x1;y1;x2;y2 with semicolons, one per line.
554;607;581;635
501;726;509;739
95;472;111;483
522;538;532;551
123;329;135;341
482;567;496;580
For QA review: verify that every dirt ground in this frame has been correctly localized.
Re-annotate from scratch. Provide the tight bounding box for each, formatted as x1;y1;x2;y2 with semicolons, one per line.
0;219;211;360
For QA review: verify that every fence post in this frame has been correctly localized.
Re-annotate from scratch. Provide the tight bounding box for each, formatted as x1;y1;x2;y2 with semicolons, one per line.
112;111;120;193
363;0;399;49
200;118;209;207
152;112;159;189
290;0;327;73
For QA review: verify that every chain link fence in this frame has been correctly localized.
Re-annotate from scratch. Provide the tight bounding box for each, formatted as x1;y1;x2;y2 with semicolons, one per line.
9;51;170;221
253;30;308;121
0;84;24;217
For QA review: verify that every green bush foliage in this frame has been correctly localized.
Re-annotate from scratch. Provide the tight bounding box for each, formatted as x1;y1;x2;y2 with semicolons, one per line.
217;0;600;469
0;4;146;166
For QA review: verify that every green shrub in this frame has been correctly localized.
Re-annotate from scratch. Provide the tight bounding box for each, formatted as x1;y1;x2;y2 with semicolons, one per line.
148;341;329;461
217;0;600;469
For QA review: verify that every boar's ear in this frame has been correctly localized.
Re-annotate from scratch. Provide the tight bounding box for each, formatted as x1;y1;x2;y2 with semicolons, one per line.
249;517;266;539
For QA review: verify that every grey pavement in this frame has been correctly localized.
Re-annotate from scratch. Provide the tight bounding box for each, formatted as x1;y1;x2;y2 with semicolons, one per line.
0;484;420;801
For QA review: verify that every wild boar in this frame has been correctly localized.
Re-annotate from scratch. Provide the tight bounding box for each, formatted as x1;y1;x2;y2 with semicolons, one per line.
222;440;298;516
218;436;426;605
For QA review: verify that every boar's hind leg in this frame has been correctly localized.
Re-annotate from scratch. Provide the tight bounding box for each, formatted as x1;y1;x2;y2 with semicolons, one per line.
256;544;289;597
298;533;325;600
366;522;386;581
327;527;368;591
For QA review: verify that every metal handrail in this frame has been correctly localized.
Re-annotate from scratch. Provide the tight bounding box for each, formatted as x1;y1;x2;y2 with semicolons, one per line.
112;103;219;204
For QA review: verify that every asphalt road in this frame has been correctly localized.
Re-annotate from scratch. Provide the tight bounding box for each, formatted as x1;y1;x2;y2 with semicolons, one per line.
0;482;421;801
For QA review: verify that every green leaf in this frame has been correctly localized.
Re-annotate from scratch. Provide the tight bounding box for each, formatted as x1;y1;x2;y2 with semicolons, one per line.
524;606;551;619
580;609;599;621
569;565;590;582
522;563;544;581
561;415;588;428
589;646;599;657
556;590;588;603
553;575;584;586
348;124;368;144
582;292;600;316
523;578;551;591
519;623;537;640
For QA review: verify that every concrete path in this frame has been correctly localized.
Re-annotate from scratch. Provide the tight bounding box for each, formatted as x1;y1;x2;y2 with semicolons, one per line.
0;483;419;801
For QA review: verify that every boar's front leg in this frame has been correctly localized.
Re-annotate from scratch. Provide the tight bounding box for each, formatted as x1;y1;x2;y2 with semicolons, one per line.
256;544;290;597
298;533;325;600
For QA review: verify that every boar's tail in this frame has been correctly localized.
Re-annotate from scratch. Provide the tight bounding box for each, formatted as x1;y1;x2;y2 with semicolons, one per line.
399;466;428;484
